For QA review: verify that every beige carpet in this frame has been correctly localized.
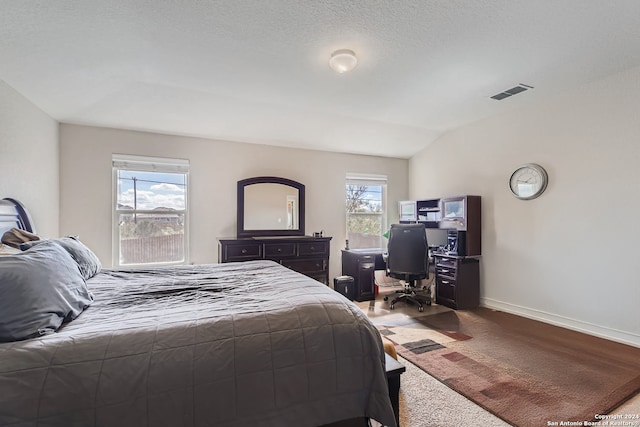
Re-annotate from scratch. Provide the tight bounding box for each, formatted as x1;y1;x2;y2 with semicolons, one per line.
379;308;640;427
395;355;511;427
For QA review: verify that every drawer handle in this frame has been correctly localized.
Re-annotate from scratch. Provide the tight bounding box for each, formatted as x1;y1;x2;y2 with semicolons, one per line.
241;249;247;254
310;246;315;250
440;269;450;273
277;248;282;252
442;280;450;284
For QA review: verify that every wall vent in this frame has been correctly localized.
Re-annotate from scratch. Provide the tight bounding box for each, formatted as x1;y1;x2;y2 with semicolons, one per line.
490;84;534;100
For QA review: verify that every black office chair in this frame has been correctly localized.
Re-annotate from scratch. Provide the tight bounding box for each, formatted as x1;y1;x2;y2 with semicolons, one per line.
383;223;431;312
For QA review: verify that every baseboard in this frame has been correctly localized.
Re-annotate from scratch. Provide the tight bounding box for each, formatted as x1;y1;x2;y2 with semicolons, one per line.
480;297;640;348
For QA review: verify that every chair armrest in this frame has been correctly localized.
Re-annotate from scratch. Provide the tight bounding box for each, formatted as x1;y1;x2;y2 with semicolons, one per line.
382;252;390;276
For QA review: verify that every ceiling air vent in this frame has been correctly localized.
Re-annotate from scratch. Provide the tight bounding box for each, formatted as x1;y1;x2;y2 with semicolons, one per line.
490;84;533;100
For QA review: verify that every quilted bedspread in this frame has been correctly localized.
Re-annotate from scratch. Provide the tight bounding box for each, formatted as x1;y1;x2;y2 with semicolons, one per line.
0;260;396;427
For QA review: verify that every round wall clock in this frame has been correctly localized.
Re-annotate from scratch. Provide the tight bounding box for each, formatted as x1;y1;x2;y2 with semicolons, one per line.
509;163;548;200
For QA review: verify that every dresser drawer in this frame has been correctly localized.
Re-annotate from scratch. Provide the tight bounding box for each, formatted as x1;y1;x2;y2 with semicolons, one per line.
264;243;296;257
224;243;262;261
281;258;326;274
218;237;331;284
298;241;328;256
307;273;329;285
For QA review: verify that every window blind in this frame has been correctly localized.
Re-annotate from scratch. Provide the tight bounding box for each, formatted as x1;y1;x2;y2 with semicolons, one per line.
346;173;388;186
112;154;189;173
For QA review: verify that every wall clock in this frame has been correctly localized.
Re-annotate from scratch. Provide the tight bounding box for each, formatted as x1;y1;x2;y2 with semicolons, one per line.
509;163;548;200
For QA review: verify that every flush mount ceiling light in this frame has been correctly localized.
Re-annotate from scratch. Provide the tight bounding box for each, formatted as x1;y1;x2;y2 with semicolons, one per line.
329;49;358;73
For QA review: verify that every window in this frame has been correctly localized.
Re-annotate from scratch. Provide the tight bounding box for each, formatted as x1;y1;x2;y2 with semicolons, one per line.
346;174;387;249
112;155;189;267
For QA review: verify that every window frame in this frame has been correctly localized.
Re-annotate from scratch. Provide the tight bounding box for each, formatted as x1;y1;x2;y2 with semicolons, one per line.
345;173;388;250
111;154;190;268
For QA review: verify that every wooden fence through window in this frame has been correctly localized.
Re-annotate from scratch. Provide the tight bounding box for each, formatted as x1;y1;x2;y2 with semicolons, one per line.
121;234;184;264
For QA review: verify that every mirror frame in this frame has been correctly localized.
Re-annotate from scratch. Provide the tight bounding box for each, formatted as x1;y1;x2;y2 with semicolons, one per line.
237;176;305;237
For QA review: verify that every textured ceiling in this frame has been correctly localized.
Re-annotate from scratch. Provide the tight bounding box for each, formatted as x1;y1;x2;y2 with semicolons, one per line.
2;0;640;158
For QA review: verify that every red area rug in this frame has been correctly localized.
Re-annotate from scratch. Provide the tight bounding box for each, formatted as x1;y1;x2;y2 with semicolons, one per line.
379;308;640;427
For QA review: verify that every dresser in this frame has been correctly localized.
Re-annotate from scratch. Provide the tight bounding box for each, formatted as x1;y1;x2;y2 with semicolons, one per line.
218;236;332;284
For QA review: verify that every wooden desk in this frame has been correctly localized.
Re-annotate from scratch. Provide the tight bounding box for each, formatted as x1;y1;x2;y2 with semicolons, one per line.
386;353;406;427
433;253;479;309
341;249;385;301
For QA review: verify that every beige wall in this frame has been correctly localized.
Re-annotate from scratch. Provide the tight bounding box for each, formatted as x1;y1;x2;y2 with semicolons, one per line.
410;65;640;347
0;80;59;237
8;62;639;347
59;124;408;280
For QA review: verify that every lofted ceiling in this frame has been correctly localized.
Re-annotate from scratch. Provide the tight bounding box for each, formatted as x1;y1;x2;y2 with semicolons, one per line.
2;0;640;159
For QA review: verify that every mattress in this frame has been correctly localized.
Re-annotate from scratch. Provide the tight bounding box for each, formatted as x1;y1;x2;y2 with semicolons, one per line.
0;260;396;427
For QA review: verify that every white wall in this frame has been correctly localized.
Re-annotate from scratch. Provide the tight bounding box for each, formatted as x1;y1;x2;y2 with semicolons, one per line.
59;124;408;280
409;65;640;347
0;80;59;237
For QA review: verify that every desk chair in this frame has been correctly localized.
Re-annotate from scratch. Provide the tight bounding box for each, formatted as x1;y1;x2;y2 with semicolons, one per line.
383;223;431;312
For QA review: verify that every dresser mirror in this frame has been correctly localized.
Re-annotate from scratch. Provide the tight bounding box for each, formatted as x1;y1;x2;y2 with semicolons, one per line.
237;176;305;237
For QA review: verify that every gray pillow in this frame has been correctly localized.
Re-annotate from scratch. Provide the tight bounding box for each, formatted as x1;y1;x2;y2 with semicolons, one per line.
21;236;101;280
0;243;94;342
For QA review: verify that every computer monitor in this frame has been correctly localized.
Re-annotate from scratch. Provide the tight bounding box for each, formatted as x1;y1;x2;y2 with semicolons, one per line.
399;200;417;222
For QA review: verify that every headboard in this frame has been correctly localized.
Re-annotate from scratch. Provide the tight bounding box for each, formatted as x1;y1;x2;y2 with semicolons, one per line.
0;198;35;235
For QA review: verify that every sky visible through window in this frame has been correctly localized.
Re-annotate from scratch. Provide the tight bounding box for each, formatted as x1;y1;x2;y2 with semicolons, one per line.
362;186;382;211
346;185;383;212
117;170;186;210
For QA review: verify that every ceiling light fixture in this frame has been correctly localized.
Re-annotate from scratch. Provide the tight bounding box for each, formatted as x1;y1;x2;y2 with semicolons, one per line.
329;49;358;74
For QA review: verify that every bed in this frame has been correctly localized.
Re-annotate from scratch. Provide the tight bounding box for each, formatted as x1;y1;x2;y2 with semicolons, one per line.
0;199;396;427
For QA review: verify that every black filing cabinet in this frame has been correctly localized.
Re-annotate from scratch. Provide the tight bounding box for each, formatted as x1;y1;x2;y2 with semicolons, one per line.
434;254;479;309
341;250;376;301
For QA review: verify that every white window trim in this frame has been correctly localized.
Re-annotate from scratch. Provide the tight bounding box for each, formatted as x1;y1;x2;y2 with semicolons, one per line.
346;173;388;186
112;154;190;268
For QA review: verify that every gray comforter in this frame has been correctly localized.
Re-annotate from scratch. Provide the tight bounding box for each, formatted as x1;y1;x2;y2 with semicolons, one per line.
0;260;396;427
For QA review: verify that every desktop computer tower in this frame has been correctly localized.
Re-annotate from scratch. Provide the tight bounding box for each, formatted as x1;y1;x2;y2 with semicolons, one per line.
445;230;466;256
